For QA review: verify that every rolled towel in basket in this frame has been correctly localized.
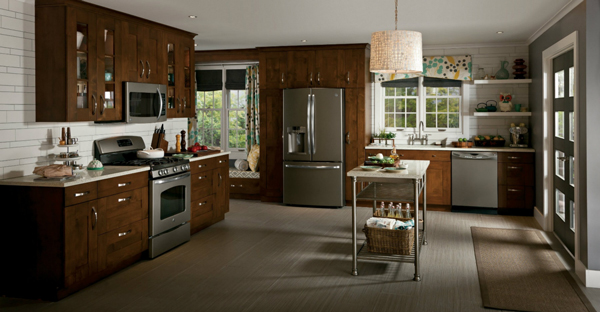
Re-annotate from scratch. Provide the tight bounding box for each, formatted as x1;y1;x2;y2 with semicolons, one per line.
33;164;73;178
234;159;249;171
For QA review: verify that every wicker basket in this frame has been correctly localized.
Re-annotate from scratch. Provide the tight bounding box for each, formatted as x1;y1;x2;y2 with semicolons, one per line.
362;224;415;255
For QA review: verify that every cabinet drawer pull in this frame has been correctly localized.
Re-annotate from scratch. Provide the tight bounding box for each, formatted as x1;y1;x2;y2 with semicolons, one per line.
198;164;207;168
508;166;522;170
199;201;207;206
368;153;374;156
118;182;131;187
281;72;285;84
219;160;223;164
198;175;207;180
230;184;235;187
317;72;321;84
508;156;521;160
399;154;404;157
346;71;350;84
432;155;437;157
118;230;132;237
118;197;131;203
508;189;521;192
146;61;151;79
309;72;313;84
238;185;243;187
139;60;145;78
100;95;105;115
74;191;89;197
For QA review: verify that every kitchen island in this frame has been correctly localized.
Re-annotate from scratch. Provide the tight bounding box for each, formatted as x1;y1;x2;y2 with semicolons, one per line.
347;160;430;281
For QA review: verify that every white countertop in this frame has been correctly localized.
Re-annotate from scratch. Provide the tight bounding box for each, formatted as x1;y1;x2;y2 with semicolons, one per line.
365;144;535;153
0;152;231;188
347;160;430;180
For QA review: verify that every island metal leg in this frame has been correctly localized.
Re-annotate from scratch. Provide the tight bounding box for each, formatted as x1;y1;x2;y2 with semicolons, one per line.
413;178;421;281
423;171;428;245
352;176;358;276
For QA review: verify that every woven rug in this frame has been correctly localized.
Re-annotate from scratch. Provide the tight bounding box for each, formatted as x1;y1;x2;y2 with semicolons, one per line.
471;227;596;312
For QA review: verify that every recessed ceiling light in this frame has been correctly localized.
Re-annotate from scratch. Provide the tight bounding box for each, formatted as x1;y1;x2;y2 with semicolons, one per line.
301;39;307;43
189;15;197;19
497;31;504;34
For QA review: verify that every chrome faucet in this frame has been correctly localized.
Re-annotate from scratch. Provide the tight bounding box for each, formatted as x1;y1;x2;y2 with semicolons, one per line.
409;121;429;145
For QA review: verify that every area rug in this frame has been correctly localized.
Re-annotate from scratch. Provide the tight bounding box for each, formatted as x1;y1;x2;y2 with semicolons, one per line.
471;227;596;312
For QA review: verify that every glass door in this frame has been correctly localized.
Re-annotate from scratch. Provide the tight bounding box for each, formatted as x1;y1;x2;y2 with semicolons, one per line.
183;44;192;117
167;41;178;117
553;49;575;254
96;17;120;121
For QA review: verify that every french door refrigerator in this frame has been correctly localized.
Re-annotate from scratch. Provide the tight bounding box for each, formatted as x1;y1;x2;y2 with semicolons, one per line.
283;88;345;208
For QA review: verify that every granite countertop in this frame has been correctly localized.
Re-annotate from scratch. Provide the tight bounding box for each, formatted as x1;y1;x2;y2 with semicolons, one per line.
0;152;232;188
365;144;535;153
347;160;430;180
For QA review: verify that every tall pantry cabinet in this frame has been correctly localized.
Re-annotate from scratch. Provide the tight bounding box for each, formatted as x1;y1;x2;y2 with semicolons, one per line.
258;44;371;203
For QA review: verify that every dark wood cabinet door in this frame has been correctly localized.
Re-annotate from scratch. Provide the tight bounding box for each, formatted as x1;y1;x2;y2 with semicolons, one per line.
145;27;162;84
165;34;179;118
315;49;342;88
69;8;97;121
64;200;98;287
342;49;366;88
181;38;195;118
345;88;359;201
287;50;315;88
212;165;229;220
96;16;121;121
121;20;144;82
259;51;288;89
259;89;284;200
424;161;451;206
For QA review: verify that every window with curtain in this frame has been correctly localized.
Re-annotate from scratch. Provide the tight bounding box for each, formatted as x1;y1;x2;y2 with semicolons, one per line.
196;65;250;158
379;77;463;133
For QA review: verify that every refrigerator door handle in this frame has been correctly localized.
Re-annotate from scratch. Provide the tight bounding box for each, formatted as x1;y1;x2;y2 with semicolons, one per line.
285;164;340;170
306;93;312;155
311;94;316;155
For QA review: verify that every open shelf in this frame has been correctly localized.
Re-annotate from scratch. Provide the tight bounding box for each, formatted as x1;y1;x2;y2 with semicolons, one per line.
473;79;532;85
473;112;532;117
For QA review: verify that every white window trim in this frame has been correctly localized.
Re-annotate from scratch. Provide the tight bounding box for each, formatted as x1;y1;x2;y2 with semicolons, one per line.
197;64;255;160
373;77;470;144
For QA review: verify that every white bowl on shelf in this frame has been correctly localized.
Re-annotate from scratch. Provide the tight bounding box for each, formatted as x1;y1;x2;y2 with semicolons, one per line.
77;31;84;49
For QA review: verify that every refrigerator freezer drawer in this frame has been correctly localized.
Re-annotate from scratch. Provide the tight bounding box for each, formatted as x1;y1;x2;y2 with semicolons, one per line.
283;161;344;207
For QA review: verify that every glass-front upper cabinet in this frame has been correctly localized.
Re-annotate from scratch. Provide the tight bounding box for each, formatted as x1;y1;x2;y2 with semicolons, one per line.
72;9;97;121
167;41;177;117
183;44;192;117
96;17;120;121
76;22;90;115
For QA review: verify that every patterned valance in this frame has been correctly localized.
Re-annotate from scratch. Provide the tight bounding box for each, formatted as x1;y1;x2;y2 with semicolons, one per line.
374;55;472;83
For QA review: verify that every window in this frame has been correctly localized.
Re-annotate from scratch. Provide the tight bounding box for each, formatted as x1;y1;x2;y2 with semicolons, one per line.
378;77;464;134
196;65;253;158
425;86;461;129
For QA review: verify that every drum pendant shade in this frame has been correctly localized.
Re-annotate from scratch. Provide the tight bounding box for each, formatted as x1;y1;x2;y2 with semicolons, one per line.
370;30;423;74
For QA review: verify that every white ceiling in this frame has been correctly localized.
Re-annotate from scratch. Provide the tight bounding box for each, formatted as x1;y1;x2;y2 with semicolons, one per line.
85;0;573;50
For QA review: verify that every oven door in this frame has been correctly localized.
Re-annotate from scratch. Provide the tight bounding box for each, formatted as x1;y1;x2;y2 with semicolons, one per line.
149;172;191;236
124;82;167;123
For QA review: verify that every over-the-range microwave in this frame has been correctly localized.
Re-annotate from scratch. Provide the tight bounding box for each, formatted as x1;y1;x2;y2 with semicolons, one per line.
124;82;167;123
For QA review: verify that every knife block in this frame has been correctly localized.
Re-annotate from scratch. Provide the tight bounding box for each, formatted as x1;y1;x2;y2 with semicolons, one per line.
159;137;169;151
151;133;169;151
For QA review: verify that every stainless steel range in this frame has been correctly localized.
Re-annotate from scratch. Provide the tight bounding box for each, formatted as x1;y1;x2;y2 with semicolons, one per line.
94;136;191;258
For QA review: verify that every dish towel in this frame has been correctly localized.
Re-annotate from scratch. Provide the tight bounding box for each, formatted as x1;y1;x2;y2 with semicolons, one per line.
33;165;73;178
234;159;249;171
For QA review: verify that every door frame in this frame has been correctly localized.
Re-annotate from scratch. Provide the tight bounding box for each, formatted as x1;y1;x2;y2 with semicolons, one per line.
539;31;579;259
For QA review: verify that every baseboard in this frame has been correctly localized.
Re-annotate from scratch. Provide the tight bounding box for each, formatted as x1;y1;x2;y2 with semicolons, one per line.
534;206;546;230
575;259;600;288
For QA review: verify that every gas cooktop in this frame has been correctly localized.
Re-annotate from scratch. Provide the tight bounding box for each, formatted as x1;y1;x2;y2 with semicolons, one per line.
110;157;186;168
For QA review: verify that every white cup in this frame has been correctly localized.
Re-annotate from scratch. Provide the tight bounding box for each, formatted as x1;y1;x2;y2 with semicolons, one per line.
76;32;84;49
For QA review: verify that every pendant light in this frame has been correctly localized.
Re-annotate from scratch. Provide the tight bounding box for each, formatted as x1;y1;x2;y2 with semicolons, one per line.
370;0;423;74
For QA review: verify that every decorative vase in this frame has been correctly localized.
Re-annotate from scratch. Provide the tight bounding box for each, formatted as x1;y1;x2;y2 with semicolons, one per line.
495;61;509;79
512;59;527;79
477;68;486;79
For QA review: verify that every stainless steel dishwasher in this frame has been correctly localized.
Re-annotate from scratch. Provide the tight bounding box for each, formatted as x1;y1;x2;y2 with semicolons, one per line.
451;152;498;209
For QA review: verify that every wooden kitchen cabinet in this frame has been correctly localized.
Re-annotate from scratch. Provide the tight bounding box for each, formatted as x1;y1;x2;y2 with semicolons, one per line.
64;200;99;287
166;34;195;118
0;172;149;300
35;0;195;122
258;44;370;202
190;155;230;234
498;152;535;215
363;149;452;206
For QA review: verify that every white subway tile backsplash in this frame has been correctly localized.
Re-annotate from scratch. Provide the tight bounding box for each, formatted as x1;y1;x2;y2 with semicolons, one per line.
0;129;15;141
6;110;34;122
0;0;8;10
1;15;33;33
0;72;26;85
8;0;34;15
0;52;19;66
0;8;16;18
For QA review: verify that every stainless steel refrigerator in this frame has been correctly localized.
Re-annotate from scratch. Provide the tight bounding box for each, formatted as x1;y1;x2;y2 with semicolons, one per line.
283;88;345;208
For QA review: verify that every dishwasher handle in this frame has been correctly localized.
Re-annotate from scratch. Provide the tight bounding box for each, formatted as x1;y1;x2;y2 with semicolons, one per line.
452;152;497;160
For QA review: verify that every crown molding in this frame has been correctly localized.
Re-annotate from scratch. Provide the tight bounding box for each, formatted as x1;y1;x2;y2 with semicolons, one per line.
527;0;583;45
423;42;527;50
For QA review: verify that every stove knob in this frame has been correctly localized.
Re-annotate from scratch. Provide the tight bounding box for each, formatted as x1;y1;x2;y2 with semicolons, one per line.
158;170;163;176
181;165;186;171
173;167;178;172
163;169;169;175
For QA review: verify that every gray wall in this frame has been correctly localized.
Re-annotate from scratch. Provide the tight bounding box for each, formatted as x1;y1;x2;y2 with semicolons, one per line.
585;0;600;270
528;2;590;266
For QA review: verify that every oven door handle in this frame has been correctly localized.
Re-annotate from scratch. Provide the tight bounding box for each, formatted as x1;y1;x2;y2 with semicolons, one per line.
157;87;163;121
153;172;191;184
